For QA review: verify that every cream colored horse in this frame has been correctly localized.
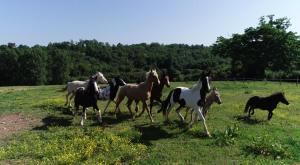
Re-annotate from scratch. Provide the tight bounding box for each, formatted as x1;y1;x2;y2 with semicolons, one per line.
185;87;222;123
64;72;108;107
114;69;160;123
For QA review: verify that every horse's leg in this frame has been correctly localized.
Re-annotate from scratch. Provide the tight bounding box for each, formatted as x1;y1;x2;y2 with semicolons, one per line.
102;100;111;115
65;92;70;106
134;100;139;113
165;103;175;121
114;95;125;119
137;101;147;117
195;107;211;137
184;108;189;121
126;99;135;120
69;92;75;107
81;107;86;126
175;105;184;123
149;98;156;115
143;101;154;123
84;108;87;120
94;105;102;123
267;110;273;120
248;107;253;117
251;108;255;115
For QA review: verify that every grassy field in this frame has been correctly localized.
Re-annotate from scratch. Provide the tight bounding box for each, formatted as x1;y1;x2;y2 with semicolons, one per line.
0;81;300;164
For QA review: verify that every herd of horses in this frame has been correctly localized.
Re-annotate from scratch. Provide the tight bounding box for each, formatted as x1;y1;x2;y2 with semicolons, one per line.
63;70;289;137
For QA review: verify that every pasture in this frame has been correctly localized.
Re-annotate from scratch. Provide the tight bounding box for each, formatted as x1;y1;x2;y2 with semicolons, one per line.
0;81;300;164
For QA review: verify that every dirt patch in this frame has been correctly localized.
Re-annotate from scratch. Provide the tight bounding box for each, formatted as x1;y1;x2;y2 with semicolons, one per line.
0;113;42;139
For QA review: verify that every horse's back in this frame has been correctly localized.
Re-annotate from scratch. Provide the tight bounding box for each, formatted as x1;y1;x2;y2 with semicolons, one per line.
67;80;88;92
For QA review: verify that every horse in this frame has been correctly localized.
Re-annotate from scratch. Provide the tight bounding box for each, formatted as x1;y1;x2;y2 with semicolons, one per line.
244;92;289;120
99;77;127;115
184;87;222;123
159;73;212;137
127;72;170;115
74;76;102;126
64;72;108;107
114;69;160;123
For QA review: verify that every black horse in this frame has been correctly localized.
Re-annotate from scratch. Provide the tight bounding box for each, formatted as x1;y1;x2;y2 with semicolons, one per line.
74;76;102;126
101;77;126;115
244;92;289;120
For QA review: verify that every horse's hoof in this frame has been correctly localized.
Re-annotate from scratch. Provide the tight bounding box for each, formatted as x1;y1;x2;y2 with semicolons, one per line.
207;133;212;138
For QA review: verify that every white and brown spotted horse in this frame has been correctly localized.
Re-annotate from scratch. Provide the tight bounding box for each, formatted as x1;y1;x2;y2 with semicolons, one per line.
159;73;212;137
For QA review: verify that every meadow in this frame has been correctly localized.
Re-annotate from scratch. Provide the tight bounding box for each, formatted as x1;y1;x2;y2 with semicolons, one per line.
0;81;300;164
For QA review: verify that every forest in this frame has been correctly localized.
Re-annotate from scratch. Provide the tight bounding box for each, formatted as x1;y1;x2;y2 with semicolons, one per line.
1;15;300;85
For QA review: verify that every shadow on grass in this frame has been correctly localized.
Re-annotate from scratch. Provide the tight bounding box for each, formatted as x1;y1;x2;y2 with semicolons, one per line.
134;124;173;146
33;115;73;130
38;104;73;115
234;115;265;125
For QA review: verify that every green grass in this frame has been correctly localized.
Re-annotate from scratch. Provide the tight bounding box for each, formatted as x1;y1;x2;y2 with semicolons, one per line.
0;81;300;164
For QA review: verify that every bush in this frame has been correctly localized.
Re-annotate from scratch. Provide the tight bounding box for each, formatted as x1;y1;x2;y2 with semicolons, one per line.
244;135;291;159
0;127;147;164
215;124;239;146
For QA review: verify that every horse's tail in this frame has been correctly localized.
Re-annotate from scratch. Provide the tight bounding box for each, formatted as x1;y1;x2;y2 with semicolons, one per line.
158;90;173;115
244;97;254;113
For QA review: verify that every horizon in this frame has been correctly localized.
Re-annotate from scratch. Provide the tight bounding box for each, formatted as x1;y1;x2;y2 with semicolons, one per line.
1;0;299;46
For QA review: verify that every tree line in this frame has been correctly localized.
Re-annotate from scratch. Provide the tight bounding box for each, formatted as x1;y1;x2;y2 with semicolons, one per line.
0;15;300;86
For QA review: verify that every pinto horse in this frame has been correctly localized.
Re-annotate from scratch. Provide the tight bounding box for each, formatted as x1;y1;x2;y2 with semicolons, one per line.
244;92;289;120
114;69;160;123
159;73;212;137
185;87;222;122
64;72;108;107
74;76;102;126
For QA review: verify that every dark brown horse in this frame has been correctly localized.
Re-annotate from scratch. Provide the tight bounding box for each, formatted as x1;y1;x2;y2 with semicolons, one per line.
244;92;289;120
127;72;170;116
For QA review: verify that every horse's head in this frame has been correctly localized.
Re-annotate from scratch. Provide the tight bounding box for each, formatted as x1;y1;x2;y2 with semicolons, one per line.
146;69;160;85
279;92;289;105
212;87;222;104
116;78;126;86
161;74;170;87
200;71;211;93
88;76;100;96
94;72;108;84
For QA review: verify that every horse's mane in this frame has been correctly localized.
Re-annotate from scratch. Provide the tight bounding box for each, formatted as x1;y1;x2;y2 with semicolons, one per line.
269;92;284;97
145;70;158;80
190;80;202;91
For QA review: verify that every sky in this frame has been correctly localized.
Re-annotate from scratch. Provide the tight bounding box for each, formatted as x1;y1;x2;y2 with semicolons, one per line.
0;0;299;46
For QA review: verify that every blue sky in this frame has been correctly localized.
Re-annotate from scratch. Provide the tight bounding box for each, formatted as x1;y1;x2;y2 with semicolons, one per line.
0;0;299;46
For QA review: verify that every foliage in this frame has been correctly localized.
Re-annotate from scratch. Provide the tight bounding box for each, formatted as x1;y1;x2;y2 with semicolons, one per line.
244;135;291;159
0;127;147;164
215;123;239;146
212;15;300;78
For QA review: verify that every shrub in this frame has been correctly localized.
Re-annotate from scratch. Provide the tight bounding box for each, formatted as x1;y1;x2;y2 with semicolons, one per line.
244;135;291;159
215;124;239;146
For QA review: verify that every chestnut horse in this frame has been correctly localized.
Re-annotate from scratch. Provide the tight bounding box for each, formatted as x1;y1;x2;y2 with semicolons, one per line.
128;72;170;115
114;69;160;123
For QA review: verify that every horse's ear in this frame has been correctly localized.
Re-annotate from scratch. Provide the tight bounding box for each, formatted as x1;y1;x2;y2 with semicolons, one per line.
150;69;153;72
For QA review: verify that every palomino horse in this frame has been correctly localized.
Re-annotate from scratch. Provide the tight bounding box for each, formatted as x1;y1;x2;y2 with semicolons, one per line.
114;69;160;123
244;92;289;120
159;73;212;137
74;76;102;126
128;72;170;115
64;72;108;107
184;87;222;123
